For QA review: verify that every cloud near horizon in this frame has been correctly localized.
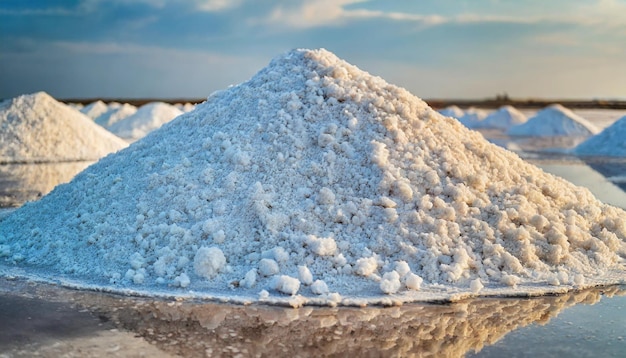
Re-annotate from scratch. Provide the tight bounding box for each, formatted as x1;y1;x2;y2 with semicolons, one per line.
0;0;625;100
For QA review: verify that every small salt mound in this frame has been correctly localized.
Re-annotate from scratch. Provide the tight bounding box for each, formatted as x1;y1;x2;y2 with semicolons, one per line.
438;105;464;119
175;103;197;113
508;104;599;136
0;92;128;163
458;108;488;128
107;102;184;140
474;106;527;130
80;100;109;120
95;103;138;128
0;50;625;306
574;116;626;157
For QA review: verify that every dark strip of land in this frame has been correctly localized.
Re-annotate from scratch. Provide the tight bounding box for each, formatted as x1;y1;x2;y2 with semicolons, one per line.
58;97;626;110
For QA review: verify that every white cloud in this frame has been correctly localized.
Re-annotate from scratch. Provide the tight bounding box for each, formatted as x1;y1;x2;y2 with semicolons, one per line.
194;0;243;12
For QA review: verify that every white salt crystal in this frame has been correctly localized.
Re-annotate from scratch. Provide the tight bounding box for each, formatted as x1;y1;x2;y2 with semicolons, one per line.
258;258;280;277
274;275;301;295
193;247;226;279
298;265;314;285
380;271;401;294
311;280;329;295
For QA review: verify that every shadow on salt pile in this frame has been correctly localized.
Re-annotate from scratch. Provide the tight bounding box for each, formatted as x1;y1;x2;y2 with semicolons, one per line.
0;162;94;208
0;277;623;358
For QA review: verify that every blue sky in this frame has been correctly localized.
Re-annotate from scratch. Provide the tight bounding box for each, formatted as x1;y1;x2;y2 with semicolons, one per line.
1;0;625;100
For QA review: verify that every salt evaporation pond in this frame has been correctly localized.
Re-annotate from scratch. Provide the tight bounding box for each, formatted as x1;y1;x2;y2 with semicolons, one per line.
0;49;625;307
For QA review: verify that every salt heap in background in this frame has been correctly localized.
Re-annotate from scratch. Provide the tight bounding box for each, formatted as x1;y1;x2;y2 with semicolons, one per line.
80;100;109;120
107;102;183;141
0;92;128;163
458;108;488;129
438;105;464;119
1;50;625;306
574;115;626;157
475;105;527;130
95;103;138;128
508;104;599;136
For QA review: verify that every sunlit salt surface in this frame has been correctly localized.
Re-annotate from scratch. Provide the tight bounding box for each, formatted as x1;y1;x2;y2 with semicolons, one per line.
1;49;625;306
0;278;623;357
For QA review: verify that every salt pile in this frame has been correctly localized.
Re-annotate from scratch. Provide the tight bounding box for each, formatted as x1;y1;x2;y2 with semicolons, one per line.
458;108;488;128
438;105;464;119
0;50;625;306
80;100;109;120
475;105;527;130
574;116;626;157
0;92;128;163
508;104;599;136
95;103;138;128
107;102;183;140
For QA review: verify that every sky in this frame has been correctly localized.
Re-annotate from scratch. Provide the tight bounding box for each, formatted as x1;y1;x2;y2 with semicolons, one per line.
1;0;625;100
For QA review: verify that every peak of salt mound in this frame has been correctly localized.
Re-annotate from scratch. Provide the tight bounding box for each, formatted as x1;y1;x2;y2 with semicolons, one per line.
80;100;109;120
475;105;527;130
0;92;128;163
95;103;138;128
438;105;464;119
1;49;625;306
458;108;488;128
107;102;183;140
508;104;599;136
575;115;626;157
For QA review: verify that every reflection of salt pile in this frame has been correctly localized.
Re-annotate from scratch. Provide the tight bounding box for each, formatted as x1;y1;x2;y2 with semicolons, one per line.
107;102;183;140
438;105;464;119
80;100;109;119
574;116;626;157
0;50;625;306
475;105;527;130
5;278;620;357
95;103;138;128
0;92;128;163
0;162;93;207
508;104;599;136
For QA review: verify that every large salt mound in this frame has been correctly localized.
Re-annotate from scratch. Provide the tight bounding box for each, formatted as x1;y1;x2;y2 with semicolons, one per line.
107;102;183;140
474;105;527;130
0;50;625;306
80;100;109;120
0;92;128;163
574;116;626;157
508;104;599;136
95;103;138;128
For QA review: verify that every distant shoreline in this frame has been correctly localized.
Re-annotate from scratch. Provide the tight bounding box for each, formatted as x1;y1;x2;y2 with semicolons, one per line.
57;97;626;110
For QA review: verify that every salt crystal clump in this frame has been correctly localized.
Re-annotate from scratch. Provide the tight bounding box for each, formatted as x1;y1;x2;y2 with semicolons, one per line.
107;102;183;140
0;92;128;163
574;115;626;157
193;247;226;279
311;279;329;295
274;275;300;295
508;104;599;136
1;49;625;306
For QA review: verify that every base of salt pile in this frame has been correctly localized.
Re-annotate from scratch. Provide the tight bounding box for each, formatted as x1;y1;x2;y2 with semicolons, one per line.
0;49;625;307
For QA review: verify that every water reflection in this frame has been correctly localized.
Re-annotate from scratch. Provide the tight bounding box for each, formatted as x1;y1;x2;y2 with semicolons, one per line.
0;278;622;357
0;161;92;207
